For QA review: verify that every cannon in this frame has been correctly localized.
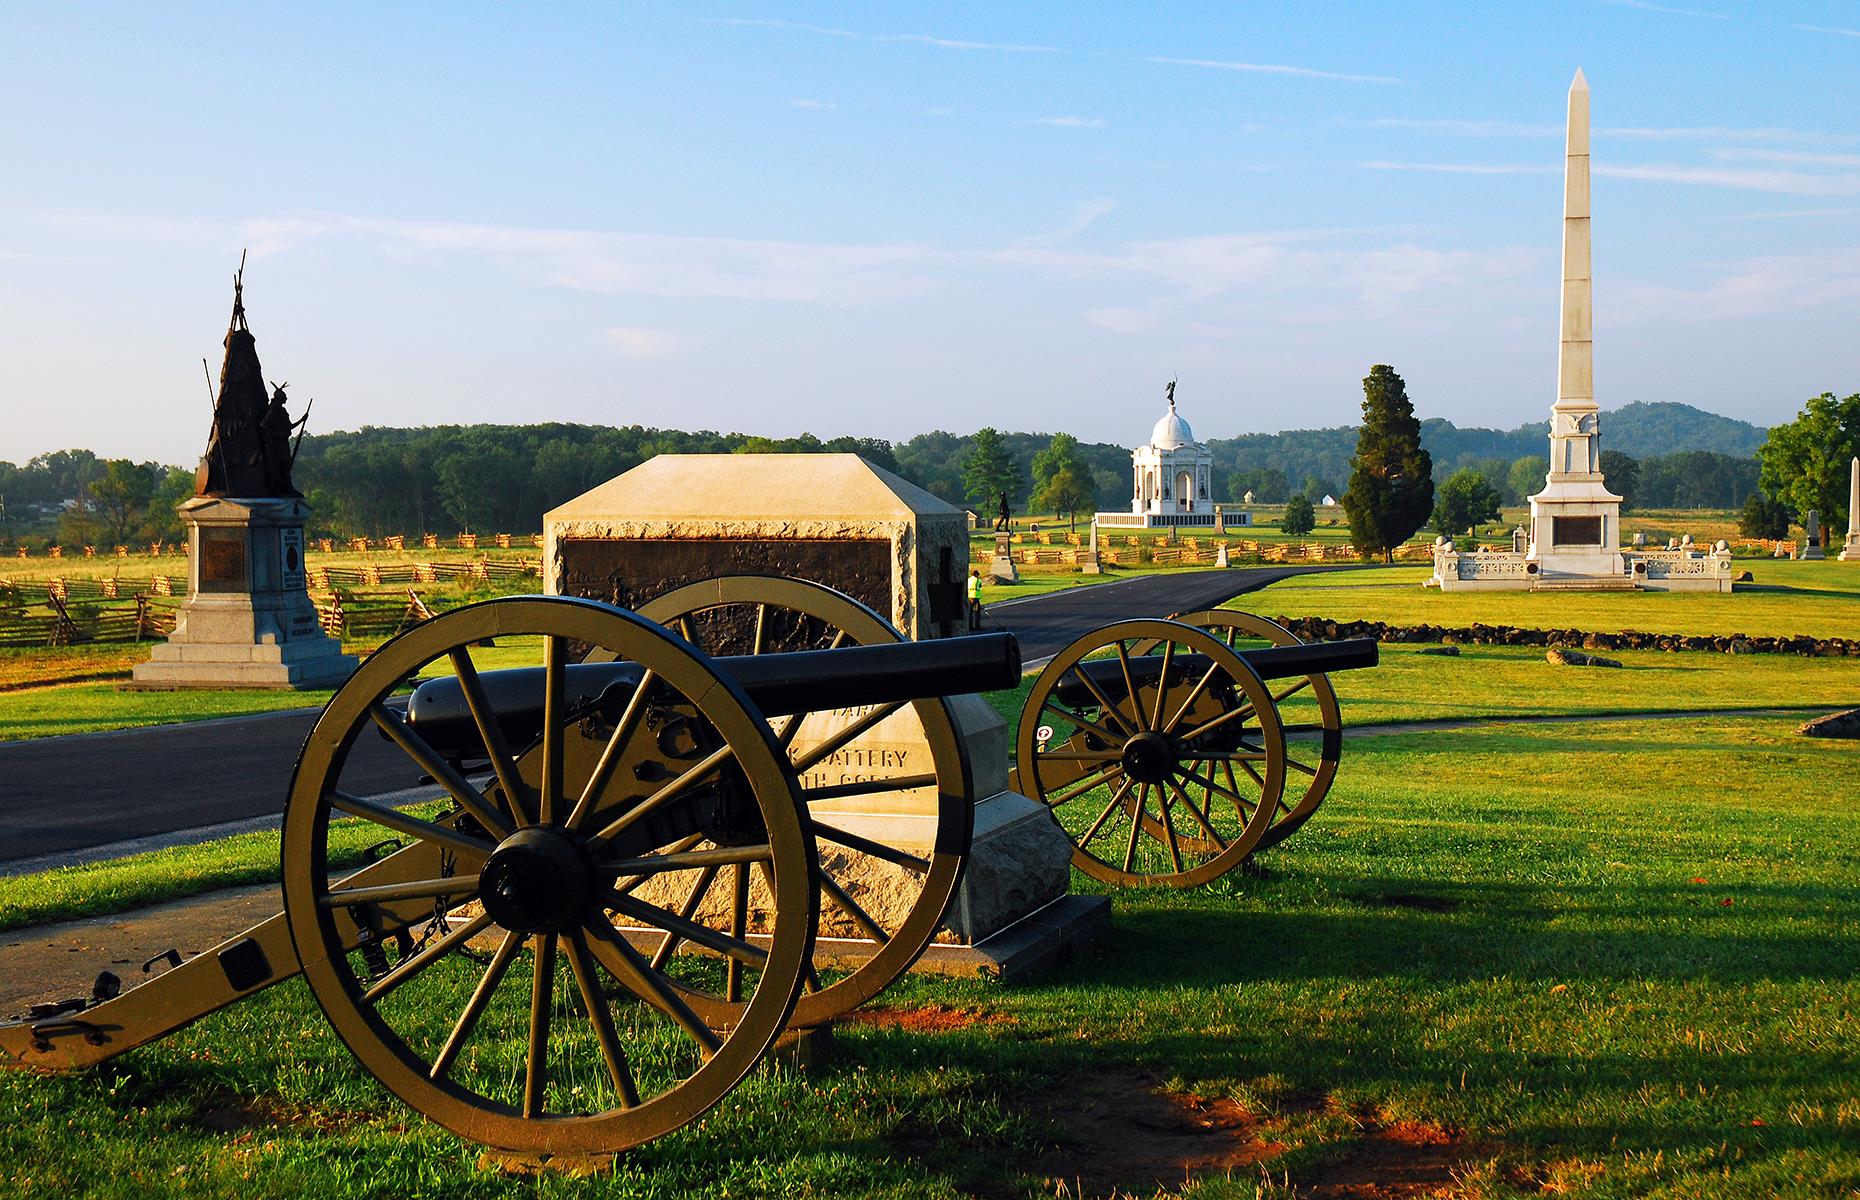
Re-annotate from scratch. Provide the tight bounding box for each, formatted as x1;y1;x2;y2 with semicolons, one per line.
1;589;1018;1158
1015;611;1376;888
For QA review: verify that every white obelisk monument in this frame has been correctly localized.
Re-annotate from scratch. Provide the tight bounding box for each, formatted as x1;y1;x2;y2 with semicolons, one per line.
1527;69;1625;581
1841;456;1860;561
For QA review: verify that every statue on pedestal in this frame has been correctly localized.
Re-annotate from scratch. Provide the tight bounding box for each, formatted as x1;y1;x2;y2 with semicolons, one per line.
197;259;307;499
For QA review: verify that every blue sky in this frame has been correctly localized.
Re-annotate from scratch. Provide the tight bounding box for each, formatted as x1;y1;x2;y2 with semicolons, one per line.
3;2;1858;466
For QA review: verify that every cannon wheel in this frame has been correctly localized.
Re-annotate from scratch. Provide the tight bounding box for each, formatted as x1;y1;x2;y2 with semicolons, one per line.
283;595;818;1156
1015;618;1286;888
630;576;973;1029
1154;610;1341;853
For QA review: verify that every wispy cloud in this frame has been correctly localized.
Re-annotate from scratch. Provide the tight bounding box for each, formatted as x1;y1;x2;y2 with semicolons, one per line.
31;206;1540;326
788;98;834;111
1601;125;1860;147
1710;147;1860;168
1016;199;1117;248
708;17;1057;53
992;229;1538;307
1792;23;1860;38
1359;161;1554;175
1611;247;1860;321
42;210;947;305
1600;0;1726;18
1704;207;1860;222
1025;116;1105;128
1147;56;1406;85
603;327;690;358
1361;117;1559;137
1597;163;1860;195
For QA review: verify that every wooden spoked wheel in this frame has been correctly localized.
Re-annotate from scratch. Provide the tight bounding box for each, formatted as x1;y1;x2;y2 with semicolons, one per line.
631;576;973;1029
282;595;818;1156
1164;610;1342;853
1015;618;1286;888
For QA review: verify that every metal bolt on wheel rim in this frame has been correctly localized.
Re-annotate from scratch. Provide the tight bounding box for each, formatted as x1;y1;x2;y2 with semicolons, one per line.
282;595;818;1155
1016;618;1286;888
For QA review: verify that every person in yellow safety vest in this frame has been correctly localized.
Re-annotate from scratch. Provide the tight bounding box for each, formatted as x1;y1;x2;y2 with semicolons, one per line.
966;569;983;630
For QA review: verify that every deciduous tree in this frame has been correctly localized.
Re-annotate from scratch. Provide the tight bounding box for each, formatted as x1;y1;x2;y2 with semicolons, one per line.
1432;467;1503;536
1281;494;1315;536
1757;392;1860;532
1598;450;1640;512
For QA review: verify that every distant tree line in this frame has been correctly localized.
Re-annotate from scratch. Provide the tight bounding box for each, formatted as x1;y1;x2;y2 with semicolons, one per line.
0;449;193;549
5;391;1832;547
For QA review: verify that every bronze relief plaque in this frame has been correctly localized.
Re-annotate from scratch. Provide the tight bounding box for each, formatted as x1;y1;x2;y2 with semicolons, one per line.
200;528;249;591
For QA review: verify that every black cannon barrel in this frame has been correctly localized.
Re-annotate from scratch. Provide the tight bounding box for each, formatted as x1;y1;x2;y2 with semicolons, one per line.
404;632;1021;759
723;633;1020;717
1052;638;1379;710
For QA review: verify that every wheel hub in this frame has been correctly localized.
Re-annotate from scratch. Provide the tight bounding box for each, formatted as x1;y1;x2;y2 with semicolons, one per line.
479;826;597;934
1120;730;1177;784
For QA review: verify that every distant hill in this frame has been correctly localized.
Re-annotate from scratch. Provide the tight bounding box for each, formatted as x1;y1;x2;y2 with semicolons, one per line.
1203;401;1765;497
1595;402;1766;460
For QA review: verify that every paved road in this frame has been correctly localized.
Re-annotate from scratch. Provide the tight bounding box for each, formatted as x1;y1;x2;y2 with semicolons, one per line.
0;565;1356;867
985;564;1365;667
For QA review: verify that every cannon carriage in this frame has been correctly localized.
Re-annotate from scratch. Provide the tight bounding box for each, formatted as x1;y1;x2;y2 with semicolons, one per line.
2;578;1377;1159
1014;609;1374;887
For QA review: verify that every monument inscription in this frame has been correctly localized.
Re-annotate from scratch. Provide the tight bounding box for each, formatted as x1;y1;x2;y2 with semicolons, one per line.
558;536;891;629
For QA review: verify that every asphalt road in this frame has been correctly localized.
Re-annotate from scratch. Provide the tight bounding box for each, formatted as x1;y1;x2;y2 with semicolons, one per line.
0;565;1355;867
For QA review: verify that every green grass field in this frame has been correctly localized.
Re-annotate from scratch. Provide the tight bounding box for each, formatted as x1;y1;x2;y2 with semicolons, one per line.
1244;561;1860;641
2;714;1855;1198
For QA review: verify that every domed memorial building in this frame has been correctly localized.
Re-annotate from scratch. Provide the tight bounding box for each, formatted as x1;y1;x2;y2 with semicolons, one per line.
1096;382;1242;530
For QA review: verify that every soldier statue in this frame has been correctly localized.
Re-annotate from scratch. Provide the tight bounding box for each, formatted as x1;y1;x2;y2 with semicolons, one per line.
196;262;305;498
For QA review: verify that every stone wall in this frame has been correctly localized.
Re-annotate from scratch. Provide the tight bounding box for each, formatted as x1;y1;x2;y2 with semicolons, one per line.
1271;614;1860;658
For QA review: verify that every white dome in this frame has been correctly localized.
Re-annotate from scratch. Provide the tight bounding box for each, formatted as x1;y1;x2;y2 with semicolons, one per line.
1150;405;1194;449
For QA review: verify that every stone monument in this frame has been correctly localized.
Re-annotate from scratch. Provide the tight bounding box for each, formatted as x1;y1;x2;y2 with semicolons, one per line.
543;454;1087;969
1526;68;1625;581
1080;517;1102;575
1429;71;1732;594
131;268;356;690
1842;457;1860;561
546;453;968;639
1802;509;1826;560
1095;381;1244;531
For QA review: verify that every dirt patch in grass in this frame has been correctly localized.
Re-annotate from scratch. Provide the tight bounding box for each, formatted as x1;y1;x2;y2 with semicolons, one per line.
188;1091;357;1137
1298;1110;1475;1199
843;1003;1010;1034
1011;1069;1284;1199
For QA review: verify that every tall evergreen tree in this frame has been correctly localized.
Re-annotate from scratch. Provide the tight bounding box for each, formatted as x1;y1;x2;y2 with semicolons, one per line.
1341;365;1434;562
961;427;1022;511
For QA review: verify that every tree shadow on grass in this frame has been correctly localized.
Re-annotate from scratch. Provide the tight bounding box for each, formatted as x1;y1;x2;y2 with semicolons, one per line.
1048;879;1860;989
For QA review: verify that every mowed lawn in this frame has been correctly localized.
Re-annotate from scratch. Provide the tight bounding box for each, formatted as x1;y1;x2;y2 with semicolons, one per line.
1244;561;1860;641
2;714;1855;1199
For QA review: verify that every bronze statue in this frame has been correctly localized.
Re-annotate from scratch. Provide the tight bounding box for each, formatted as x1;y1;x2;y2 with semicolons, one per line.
195;260;304;498
995;491;1010;532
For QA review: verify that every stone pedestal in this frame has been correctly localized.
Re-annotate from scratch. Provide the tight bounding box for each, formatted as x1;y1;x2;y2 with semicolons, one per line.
989;532;1020;584
130;496;356;690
